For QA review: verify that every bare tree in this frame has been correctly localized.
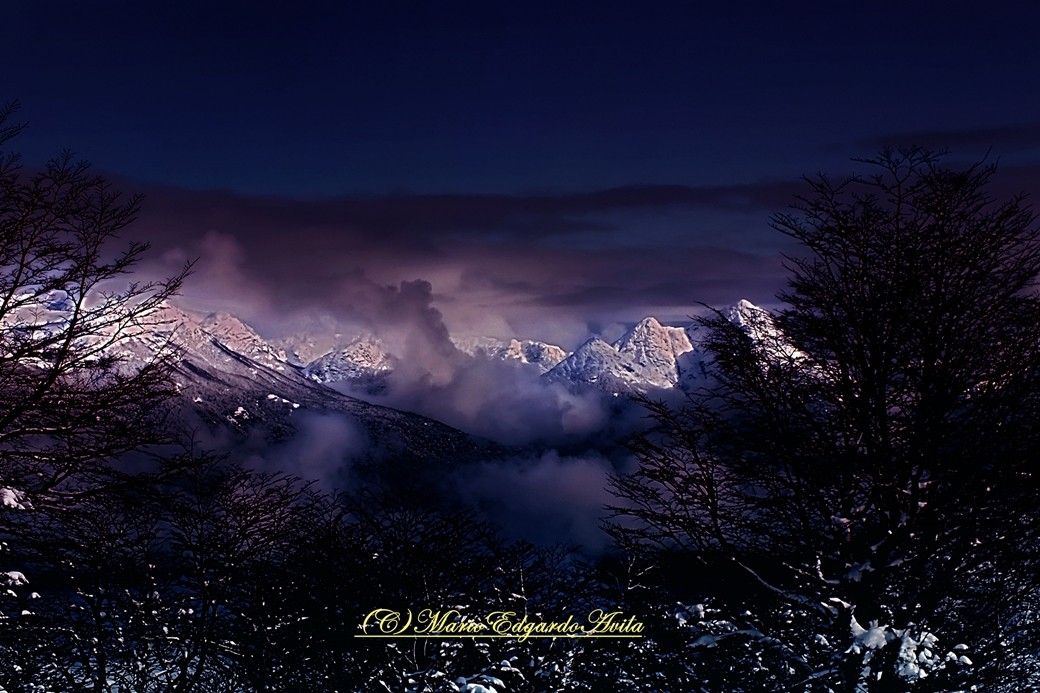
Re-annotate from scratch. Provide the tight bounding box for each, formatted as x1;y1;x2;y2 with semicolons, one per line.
0;102;192;688
0;102;191;500
609;149;1040;690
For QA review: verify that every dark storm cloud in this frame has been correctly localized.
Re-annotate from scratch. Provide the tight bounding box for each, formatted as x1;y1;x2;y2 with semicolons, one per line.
126;176;796;346
862;123;1040;152
525;250;784;309
131;177;802;241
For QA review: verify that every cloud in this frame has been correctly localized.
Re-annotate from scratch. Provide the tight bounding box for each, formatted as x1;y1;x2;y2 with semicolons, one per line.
358;356;619;447
260;412;369;488
860;123;1040;152
124;178;795;348
453;451;622;552
129;178;805;242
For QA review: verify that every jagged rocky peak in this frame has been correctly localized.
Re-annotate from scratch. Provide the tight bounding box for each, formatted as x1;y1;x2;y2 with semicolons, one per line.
550;337;634;375
147;302;201;331
500;338;568;371
200;311;260;341
303;334;395;387
125;300;787;400
725;299;806;363
545;316;698;394
523;340;568;369
126;303;209;352
138;304;242;345
725;299;783;341
121;303;290;373
199;311;288;367
336;334;394;371
452;335;503;358
726;298;769;327
613;317;694;370
454;335;568;373
545;337;649;392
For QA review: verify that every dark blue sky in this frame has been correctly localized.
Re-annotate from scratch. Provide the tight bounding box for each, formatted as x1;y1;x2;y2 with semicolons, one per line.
9;2;1039;195
5;1;1040;345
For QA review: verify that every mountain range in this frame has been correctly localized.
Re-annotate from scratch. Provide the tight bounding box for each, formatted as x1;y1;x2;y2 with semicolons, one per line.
159;300;770;388
109;300;774;485
283;300;771;396
129;298;773;403
117;305;505;488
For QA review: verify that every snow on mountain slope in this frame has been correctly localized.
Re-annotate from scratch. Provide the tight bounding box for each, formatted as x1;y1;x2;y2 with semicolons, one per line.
545;302;786;394
612;317;694;388
727;299;776;342
727;298;804;363
199;312;289;370
115;304;502;483
117;304;291;379
545;337;649;392
455;336;568;373
507;339;569;371
272;318;346;366
114;300;786;438
546;317;696;393
304;335;395;392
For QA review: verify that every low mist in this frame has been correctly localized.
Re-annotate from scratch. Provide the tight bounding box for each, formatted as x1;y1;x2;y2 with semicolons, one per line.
451;451;625;553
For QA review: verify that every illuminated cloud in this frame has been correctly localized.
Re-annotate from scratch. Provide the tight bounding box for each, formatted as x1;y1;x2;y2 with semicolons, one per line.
131;180;795;347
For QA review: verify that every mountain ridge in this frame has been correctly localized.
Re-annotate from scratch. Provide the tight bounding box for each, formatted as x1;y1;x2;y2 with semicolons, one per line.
146;295;777;397
117;305;506;487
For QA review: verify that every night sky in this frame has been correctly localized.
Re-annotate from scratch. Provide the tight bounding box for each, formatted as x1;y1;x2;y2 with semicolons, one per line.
5;1;1040;347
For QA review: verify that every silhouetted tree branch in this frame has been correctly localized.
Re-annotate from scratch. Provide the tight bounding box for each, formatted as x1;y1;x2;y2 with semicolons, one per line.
609;149;1040;690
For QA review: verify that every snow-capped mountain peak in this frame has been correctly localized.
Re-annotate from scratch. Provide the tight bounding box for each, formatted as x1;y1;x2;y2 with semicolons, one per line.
199;311;288;370
512;339;568;371
727;299;770;333
120;304;290;373
547;337;644;389
303;335;395;392
612;316;694;383
453;336;568;373
724;299;804;362
118;300;788;401
545;317;697;393
545;304;797;394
